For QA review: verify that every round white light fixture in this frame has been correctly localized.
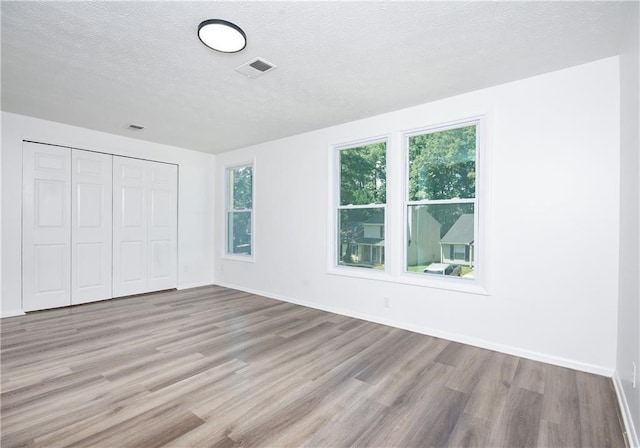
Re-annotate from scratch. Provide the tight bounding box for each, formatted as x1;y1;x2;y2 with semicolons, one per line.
198;19;246;53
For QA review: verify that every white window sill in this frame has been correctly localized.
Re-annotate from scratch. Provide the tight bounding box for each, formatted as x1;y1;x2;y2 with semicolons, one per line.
327;266;489;296
222;254;255;263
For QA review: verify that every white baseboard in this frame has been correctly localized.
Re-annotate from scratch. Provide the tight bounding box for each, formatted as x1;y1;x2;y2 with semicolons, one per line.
214;280;614;377
1;309;26;319
177;281;215;290
0;283;217;317
613;371;640;448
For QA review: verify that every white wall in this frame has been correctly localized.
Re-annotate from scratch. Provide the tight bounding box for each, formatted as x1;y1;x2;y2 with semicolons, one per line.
1;112;216;317
616;2;640;445
215;57;621;375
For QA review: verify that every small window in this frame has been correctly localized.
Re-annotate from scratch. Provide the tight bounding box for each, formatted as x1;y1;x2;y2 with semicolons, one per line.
453;244;467;261
406;123;478;279
226;164;253;257
337;141;386;270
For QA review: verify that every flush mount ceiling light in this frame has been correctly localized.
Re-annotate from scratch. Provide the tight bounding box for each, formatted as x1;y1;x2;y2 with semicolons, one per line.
198;19;246;53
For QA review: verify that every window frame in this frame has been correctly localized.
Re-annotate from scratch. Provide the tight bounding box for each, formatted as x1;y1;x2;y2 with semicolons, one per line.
333;136;389;274
402;117;484;289
224;161;255;262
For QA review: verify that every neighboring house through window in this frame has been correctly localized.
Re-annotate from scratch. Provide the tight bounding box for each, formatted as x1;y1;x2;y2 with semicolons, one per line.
226;163;253;258
441;214;474;265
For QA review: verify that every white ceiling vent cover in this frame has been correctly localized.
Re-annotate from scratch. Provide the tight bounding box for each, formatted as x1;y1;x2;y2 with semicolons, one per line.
235;57;277;79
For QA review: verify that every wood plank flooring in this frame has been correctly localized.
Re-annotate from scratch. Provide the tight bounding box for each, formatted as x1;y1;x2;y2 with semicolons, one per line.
0;285;627;447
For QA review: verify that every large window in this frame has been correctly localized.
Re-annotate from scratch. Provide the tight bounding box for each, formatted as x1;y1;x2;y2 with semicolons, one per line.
331;118;483;290
406;122;478;279
226;164;253;257
337;141;386;269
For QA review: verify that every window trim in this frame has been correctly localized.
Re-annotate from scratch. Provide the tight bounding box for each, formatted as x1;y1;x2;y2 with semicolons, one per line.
224;161;255;262
401;116;485;290
332;136;389;273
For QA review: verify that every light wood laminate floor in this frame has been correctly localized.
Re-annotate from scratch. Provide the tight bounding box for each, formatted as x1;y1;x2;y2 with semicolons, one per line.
1;285;626;447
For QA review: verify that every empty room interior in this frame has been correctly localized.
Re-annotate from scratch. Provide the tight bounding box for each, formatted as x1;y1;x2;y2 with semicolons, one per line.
1;1;639;447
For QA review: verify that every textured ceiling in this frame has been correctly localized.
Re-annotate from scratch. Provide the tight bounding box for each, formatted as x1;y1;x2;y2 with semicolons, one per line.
1;1;633;154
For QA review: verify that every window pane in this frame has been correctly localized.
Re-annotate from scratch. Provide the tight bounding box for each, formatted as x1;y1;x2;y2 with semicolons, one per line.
228;211;252;255
338;208;384;269
231;166;252;210
407;203;474;278
408;125;476;201
340;142;386;206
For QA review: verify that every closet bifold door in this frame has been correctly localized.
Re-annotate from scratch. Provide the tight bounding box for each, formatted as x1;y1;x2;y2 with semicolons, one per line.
22;142;72;311
113;157;177;297
71;150;113;304
147;160;178;292
113;157;149;297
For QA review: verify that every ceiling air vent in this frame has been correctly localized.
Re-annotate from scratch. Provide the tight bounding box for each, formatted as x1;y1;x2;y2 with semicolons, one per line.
126;124;145;131
235;57;277;79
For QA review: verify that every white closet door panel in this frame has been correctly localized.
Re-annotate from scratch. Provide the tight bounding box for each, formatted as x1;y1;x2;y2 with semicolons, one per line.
147;161;177;291
122;187;145;226
121;240;145;281
112;156;148;297
76;243;103;286
22;142;71;311
36;180;66;226
35;244;66;291
72;150;112;304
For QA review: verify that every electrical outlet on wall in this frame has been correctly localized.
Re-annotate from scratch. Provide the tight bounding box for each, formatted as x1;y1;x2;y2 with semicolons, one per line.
383;297;390;308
